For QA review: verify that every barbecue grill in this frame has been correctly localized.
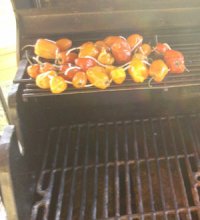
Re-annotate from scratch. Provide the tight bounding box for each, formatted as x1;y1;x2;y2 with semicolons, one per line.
1;0;200;219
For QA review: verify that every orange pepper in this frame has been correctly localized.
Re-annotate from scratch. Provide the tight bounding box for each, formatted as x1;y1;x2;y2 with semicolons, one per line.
34;39;58;59
40;62;57;73
27;64;40;78
79;42;99;58
72;71;87;88
56;38;72;51
95;41;110;51
149;60;169;82
138;44;152;56
127;34;143;50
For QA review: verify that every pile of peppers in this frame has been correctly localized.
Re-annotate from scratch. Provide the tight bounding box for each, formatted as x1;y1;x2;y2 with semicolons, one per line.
25;34;186;94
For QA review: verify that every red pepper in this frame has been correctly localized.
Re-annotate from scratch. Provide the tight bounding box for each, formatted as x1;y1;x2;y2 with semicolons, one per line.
56;51;77;64
111;38;131;64
154;43;170;55
75;57;96;71
64;67;80;80
164;50;185;74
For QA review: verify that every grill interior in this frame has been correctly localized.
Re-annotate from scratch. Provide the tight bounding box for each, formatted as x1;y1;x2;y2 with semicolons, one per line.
31;114;200;220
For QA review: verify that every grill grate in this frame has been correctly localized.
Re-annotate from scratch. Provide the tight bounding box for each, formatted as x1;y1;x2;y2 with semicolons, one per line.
15;40;200;101
31;114;200;220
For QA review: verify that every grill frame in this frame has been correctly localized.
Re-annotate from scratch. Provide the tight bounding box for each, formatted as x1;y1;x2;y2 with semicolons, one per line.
1;1;200;220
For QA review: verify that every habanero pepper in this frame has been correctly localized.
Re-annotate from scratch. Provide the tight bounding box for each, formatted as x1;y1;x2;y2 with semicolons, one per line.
56;38;72;51
110;67;126;84
97;48;115;65
111;37;131;64
36;70;57;89
72;71;87;88
56;51;77;65
86;66;110;89
149;60;169;82
34;39;58;59
127;34;143;50
50;76;67;94
128;58;148;83
75;57;96;71
78;42;99;58
154;43;171;55
164;49;186;74
27;64;40;78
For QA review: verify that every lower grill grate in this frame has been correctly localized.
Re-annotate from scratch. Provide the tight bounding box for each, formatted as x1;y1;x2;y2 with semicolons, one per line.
31;114;200;220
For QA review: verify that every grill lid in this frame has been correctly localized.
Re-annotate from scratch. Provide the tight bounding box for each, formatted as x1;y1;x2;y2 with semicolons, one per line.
10;0;200;59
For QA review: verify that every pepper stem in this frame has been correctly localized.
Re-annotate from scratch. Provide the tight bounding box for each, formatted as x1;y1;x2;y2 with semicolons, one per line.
123;65;130;71
148;77;154;87
64;80;73;84
21;44;35;51
120;61;131;68
131;39;143;52
25;50;33;65
185;67;190;72
66;47;80;56
32;56;43;65
64;66;81;75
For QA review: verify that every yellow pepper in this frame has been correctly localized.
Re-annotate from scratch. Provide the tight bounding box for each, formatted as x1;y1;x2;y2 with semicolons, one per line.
110;68;126;84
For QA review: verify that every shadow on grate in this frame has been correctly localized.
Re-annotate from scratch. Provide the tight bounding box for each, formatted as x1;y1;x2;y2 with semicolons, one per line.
31;114;200;220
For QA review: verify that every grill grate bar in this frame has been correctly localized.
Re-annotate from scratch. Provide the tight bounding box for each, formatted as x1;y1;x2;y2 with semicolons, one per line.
39;153;196;175
66;126;81;220
133;122;144;217
142;121;156;220
150;120;168;220
176;118;200;217
105;206;200;220
189;116;200;166
36;129;55;195
168;118;193;220
79;124;90;220
114;123;120;217
123;123;132;216
43;128;63;220
159;119;180;220
102;124;109;218
55;126;71;220
91;126;99;219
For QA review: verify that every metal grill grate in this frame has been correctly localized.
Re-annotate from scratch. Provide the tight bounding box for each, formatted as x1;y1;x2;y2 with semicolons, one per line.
31;114;200;220
15;40;200;101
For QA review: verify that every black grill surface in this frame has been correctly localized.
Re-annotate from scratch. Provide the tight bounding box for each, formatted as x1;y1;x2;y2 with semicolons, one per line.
31;114;200;220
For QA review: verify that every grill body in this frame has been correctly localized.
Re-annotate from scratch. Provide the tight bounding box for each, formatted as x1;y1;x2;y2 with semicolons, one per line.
1;0;200;219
